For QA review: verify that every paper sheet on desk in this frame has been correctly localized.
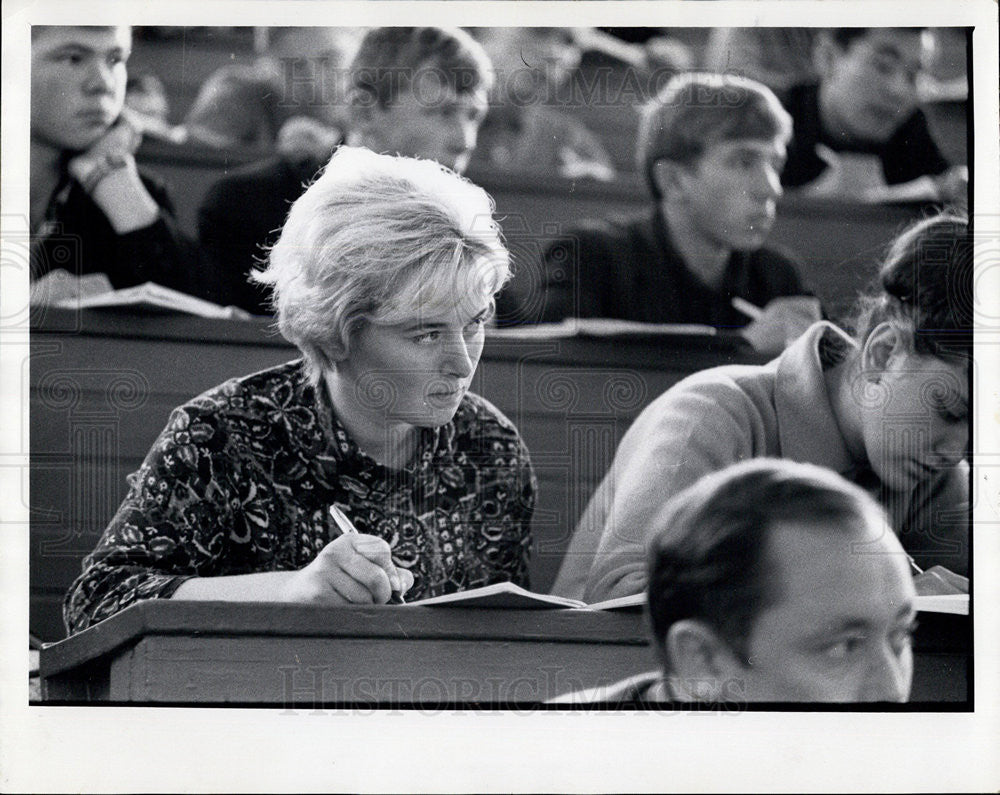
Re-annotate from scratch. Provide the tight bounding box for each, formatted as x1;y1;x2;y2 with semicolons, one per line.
914;593;969;615
491;318;717;340
53;280;251;319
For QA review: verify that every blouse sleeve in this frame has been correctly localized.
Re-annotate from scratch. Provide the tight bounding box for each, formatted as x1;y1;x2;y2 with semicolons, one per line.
63;402;238;635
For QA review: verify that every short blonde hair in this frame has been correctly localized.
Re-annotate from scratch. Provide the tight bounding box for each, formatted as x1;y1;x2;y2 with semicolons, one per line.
253;146;510;384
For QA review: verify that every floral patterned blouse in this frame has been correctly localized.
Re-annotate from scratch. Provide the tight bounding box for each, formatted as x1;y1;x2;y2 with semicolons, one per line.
64;359;536;635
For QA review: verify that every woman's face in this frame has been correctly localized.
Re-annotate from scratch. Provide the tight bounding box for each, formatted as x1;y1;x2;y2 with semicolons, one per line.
335;294;492;431
859;348;969;493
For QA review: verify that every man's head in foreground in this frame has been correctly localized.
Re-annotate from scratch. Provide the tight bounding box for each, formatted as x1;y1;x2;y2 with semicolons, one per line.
647;459;916;703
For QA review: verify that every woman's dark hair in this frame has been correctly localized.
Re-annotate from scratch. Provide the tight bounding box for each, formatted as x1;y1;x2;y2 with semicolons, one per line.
851;212;973;359
646;459;884;670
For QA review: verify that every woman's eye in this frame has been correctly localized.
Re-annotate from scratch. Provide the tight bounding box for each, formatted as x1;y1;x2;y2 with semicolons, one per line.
413;330;440;344
464;318;486;335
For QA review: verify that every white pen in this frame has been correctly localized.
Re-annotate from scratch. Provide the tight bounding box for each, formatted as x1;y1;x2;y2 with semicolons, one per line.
731;296;764;321
328;504;405;604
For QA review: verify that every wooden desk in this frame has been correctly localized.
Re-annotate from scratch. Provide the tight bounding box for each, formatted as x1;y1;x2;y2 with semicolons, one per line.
30;309;763;640
38;601;969;705
40;601;650;704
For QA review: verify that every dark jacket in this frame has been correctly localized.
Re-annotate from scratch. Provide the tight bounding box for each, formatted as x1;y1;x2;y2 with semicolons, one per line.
31;167;204;296
197;155;323;314
532;209;808;330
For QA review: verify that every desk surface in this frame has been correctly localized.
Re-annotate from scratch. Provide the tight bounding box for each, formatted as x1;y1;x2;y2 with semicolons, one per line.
38;600;969;706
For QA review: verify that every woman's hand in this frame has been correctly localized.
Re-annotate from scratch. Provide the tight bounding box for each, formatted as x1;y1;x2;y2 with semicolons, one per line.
280;533;414;605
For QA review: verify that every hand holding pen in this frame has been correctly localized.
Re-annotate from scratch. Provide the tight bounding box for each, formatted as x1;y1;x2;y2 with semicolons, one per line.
277;505;412;605
328;504;409;604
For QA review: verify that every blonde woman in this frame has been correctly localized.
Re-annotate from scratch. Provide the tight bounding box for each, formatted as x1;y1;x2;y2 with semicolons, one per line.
65;147;535;634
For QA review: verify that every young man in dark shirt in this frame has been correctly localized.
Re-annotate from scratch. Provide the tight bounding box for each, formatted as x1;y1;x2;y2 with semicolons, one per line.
781;28;965;201
198;26;493;315
30;26;200;296
535;72;818;352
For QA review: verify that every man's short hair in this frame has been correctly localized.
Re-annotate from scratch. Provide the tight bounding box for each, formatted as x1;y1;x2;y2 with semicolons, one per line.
349;27;493;109
637;72;793;200
646;459;886;669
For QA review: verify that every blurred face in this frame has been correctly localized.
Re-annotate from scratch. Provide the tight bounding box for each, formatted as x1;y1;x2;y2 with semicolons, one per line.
31;26;131;151
480;27;580;102
734;518;917;702
271;27;363;128
335;289;492;433
364;73;488;174
859;349;969;493
671;137;786;251
818;29;923;145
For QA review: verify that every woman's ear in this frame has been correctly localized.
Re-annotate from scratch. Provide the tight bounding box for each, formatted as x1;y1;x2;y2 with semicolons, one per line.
860;321;904;376
664;619;745;700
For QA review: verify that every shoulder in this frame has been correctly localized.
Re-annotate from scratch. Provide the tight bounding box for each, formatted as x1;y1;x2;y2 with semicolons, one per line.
552;212;651;250
627;363;778;444
547;671;665;705
179;359;310;425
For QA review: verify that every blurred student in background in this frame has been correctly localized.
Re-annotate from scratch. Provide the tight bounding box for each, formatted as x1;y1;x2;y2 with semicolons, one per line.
30;25;202;297
781;28;966;203
183;26;363;152
554;213;970;602
551;460;918;704
468;27;616;181
533;73;819;354
198;26;492;314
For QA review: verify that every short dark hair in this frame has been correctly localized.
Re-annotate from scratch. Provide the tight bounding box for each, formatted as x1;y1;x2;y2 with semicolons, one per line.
850;212;973;359
637;72;792;201
646;459;884;669
349;27;493;109
826;27;927;51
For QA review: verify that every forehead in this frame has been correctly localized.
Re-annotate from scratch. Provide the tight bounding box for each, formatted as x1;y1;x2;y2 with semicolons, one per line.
272;27;358;60
760;519;913;624
393;73;488;111
703;137;787;161
33;26;131;54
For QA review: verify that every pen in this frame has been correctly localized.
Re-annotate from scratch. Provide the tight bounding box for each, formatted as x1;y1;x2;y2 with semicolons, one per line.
731;296;764;321
907;554;925;577
329;504;405;604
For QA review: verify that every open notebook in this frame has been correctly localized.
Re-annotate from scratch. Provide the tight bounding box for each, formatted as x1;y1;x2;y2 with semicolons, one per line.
408;583;968;615
407;583;645;611
55;281;248;319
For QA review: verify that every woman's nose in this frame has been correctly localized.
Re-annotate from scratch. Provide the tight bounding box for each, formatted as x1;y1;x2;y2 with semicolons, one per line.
441;336;475;378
